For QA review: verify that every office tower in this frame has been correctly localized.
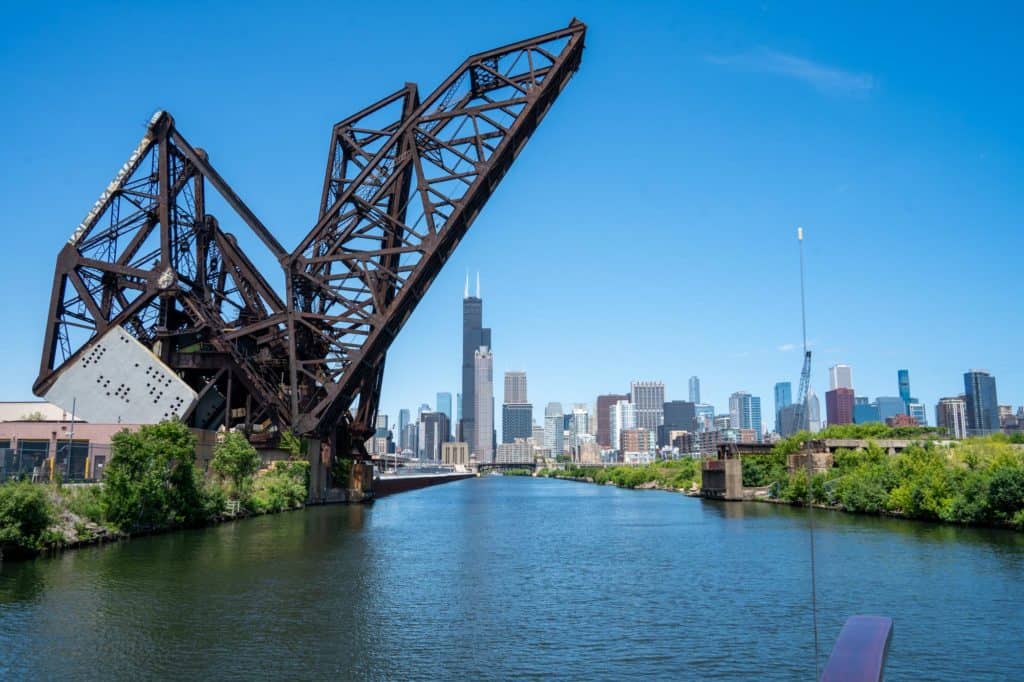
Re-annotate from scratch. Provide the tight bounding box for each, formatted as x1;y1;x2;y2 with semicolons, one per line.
370;414;389;455
596;393;629;447
853;398;881;424
829;364;853;391
402;422;418;455
660;400;696;446
544;402;564;456
898;370;911;408
502;403;533;443
936;397;967;439
908;401;928;427
610;399;635;454
419;412;450;462
806;389;821;432
694;403;714;432
473;347;494;462
436;393;453;438
964;370;999;436
688;376;701;404
418;403;431;420
630;381;665;431
504;371;528;404
777;403;802;437
713;415;731;431
532;424;545;446
496;439;533;464
457;394;462;422
461;273;490;453
398;408;410;451
825;388;855;426
774;382;792;433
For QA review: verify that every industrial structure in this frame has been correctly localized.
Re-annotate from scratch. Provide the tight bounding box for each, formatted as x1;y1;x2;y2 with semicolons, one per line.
32;20;587;496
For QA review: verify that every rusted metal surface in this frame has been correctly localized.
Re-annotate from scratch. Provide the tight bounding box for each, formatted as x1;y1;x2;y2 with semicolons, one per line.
34;20;586;465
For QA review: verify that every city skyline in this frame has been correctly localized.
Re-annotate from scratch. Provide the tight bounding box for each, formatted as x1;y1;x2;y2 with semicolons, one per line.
2;3;1021;434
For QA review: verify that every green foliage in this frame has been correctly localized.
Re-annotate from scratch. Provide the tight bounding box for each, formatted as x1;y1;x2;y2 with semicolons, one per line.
0;481;55;551
542;459;701;490
64;486;104;523
250;461;309;513
279;430;305;458
770;435;1024;529
742;452;787;487
101;421;205;532
211;432;261;500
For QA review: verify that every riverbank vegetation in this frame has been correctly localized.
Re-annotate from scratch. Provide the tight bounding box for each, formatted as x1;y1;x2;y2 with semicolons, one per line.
759;426;1024;529
0;421;309;559
538;459;701;490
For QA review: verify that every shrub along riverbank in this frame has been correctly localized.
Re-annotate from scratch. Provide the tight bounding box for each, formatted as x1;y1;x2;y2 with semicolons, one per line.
0;421;310;560
745;425;1024;529
537;458;701;491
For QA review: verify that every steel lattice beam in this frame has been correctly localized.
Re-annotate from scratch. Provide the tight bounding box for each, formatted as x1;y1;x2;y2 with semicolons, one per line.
34;19;587;456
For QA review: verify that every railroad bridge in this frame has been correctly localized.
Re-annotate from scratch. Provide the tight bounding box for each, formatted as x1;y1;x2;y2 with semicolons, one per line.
32;20;587;501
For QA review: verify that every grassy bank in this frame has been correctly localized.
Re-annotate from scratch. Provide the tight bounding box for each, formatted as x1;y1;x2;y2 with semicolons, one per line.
0;422;310;560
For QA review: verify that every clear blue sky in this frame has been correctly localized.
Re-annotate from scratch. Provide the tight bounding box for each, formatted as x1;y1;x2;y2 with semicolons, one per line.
1;1;1022;430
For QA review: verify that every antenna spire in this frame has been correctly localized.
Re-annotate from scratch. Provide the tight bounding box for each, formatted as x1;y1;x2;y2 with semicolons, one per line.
476;272;480;299
464;271;469;299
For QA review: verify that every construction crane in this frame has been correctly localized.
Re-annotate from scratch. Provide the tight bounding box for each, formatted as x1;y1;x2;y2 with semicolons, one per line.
792;226;812;432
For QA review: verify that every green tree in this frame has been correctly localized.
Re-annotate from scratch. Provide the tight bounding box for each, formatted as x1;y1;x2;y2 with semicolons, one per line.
211;431;261;500
0;481;54;552
102;420;204;531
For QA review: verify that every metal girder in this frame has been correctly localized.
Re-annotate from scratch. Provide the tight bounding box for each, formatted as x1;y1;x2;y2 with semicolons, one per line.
34;19;587;455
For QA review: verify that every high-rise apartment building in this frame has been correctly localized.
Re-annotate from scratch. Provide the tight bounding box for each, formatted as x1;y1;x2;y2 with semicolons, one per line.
544;402;564;456
460;274;490;452
825;388;855;426
630;381;665;432
829;364;853;391
596;393;629;447
473;347;494;462
610;399;635;454
688;376;701;404
569;407;590;449
774;382;792;434
908;401;928;427
964;370;999;436
504;371;528;404
694;403;714;432
436;393;453;438
728;392;762;441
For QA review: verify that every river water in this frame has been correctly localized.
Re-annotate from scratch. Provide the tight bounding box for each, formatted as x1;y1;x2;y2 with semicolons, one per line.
1;476;1022;680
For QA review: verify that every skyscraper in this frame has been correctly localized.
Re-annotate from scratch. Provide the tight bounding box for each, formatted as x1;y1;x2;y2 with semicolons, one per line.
504;371;528;404
610;399;635;455
774;382;792;434
501;371;531;445
630;381;665;432
728;392;762;441
908;401;928;427
898;369;911;408
694;403;715;432
473;347;494;462
596;393;629;447
936;396;968;439
660;400;696;445
419;412;450;462
461;273;490;451
688;376;701;404
964;370;999;436
398;408;410;451
436;392;453;438
875;397;906;423
807;389;821;432
544;402;564;456
569;406;590;450
829;364;853;391
825;388;855;426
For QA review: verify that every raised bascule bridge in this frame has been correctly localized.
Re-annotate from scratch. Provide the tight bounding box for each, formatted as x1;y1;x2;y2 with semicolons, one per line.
33;20;586;500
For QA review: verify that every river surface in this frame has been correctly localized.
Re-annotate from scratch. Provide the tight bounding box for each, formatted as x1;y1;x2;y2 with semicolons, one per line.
2;476;1022;680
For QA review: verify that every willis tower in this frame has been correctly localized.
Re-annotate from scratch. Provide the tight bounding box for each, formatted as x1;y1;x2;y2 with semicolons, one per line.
461;273;490;450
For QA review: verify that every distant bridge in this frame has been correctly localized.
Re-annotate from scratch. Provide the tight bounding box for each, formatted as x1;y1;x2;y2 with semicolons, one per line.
474;461;537;474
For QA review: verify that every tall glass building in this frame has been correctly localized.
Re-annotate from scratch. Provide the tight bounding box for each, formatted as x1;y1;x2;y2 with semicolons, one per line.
774;382;792;433
964;370;999;436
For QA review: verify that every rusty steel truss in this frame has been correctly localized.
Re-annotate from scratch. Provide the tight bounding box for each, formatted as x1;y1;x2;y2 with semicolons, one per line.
34;19;586;458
